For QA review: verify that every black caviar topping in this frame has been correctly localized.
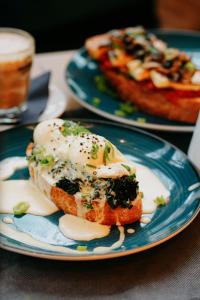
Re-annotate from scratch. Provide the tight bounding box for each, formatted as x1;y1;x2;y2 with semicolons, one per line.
56;178;81;195
106;176;138;209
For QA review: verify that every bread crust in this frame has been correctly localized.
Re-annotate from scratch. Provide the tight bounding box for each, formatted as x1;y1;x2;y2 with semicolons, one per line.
103;68;200;123
51;186;142;225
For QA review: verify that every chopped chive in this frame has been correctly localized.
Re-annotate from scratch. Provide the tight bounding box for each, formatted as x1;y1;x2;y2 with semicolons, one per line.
103;142;113;165
185;61;196;72
114;110;126;117
119;102;138;114
60;121;90;137
81;193;90;199
137;117;146;123
129;173;136;180
86;164;96;169
40;155;54;167
90;143;99;159
92;97;101;106
112;42;122;49
83;202;93;209
94;75;117;98
76;245;87;251
27;153;35;162
121;164;131;172
13;202;30;215
154;195;167;206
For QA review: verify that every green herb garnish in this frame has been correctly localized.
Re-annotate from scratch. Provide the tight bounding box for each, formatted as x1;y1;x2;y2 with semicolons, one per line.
114;110;126;117
114;103;138;117
92;97;101;106
185;61;196;72
119;102;138;114
103;142;113;165
129;173;136;180
13;202;30;215
28;146;45;162
112;42;122;49
154;195;167;206
81;193;90;199
40;155;54;167
76;245;87;251
94;75;117;98
28;146;55;168
27;153;36;162
121;164;131;172
83;201;93;209
61;121;90;137
86;164;97;169
90;143;99;159
137;117;146;123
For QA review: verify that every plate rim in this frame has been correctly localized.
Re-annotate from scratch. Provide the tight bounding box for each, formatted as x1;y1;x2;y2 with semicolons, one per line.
66;84;194;132
0;119;200;261
1;208;200;261
66;29;200;132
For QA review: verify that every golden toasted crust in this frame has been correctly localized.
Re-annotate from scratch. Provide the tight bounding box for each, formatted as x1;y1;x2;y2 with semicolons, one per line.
51;186;142;225
51;187;78;216
103;68;200;123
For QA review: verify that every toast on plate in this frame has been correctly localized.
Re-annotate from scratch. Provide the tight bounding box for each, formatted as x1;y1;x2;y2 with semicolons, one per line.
85;27;200;123
26;119;142;225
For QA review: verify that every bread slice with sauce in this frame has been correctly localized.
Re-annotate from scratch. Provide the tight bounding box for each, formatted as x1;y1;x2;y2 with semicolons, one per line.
85;27;200;123
26;119;142;225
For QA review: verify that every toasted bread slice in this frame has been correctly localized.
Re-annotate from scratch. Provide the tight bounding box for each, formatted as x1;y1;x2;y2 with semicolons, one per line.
27;143;142;225
85;30;200;123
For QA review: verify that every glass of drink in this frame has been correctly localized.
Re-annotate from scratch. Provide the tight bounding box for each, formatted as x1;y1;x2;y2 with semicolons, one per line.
0;28;35;119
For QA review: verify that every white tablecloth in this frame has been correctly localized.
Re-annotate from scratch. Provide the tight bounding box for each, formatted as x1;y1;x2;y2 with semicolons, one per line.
32;50;81;111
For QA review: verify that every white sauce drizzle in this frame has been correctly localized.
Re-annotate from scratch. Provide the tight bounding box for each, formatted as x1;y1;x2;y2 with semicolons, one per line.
127;228;135;234
0;221;88;255
188;182;200;192
0;157;27;180
0;180;58;216
2;217;13;224
59;214;110;241
131;162;169;214
93;226;125;254
140;217;151;224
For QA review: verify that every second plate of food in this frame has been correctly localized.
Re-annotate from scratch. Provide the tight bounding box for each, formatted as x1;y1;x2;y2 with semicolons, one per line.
66;30;200;132
0;119;200;260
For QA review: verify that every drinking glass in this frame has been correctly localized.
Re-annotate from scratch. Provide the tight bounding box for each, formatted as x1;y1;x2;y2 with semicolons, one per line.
0;28;35;119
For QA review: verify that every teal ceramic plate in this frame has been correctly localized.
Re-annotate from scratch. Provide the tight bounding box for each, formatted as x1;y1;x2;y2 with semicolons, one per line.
0;120;200;260
66;30;200;132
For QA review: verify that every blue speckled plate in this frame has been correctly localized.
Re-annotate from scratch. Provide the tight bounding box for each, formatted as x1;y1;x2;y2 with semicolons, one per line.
0;120;200;260
66;30;200;132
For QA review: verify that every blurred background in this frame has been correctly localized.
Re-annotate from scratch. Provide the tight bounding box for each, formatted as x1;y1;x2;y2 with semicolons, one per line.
1;0;200;53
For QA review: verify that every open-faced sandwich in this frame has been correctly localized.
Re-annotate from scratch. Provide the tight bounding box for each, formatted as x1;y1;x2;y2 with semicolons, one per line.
85;26;200;123
26;119;142;225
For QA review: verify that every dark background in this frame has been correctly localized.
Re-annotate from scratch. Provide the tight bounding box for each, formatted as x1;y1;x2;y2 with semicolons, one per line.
0;0;158;52
1;0;200;53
